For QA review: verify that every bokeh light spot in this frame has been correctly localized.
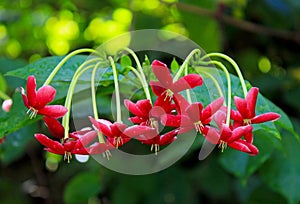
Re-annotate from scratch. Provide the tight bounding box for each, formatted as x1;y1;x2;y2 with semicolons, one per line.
258;56;271;73
6;39;21;58
0;24;7;40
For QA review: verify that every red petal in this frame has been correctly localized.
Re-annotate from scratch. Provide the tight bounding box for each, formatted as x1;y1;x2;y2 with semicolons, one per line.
220;125;232;142
228;140;252;153
137;99;152;114
202;97;224;122
85;142;112;154
128;116;145;124
64;140;77;152
44;148;64;155
20;87;29;108
124;99;144;117
172;74;203;93
230;109;244;123
89;117;113;137
151;60;173;88
71;148;89;155
159;129;179;145
186;103;203;122
251;112;281;124
149;81;166;96
203;127;220;144
38;105;68;118
234;96;251;119
161;114;191;127
246;87;259;118
26;75;37;107
214;110;227;129
75;130;98;148
34;133;64;153
173;93;190;114
43;116;64;139
110;122;127;137
228;125;253;143
123;125;155;138
35;85;56;109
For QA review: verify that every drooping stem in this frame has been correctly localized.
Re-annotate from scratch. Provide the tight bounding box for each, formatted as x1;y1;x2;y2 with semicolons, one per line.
62;58;101;139
91;63;105;143
196;69;224;101
44;48;99;86
184;64;192;103
201;53;248;98
108;56;122;123
127;66;151;101
173;49;201;81
123;48;152;104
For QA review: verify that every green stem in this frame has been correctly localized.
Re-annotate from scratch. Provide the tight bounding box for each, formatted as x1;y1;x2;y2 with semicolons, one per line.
123;47;152;104
173;49;201;81
201;53;248;98
127;66;151;101
91;63;105;144
198;60;231;126
62;58;101;139
43;48;99;86
108;56;122;123
195;68;224;100
0;90;10;100
184;64;192;103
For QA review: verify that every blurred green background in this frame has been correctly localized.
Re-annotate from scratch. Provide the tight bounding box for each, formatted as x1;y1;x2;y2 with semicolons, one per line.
0;0;300;203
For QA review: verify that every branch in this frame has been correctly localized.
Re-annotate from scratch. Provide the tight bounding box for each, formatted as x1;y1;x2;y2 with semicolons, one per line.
164;1;300;44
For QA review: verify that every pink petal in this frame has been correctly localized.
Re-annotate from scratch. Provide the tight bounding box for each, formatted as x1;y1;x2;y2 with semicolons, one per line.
214;110;227;129
34;133;64;153
246;87;259;118
230;109;244;123
173;93;190;114
151;60;173;87
26;75;37;107
128;116;145;124
149;81;166;96
2;99;12;112
251;112;281;124
172;74;203;93
203;127;220;144
85;142;112;154
186;103;203;122
202;97;224;122
234;96;251;119
35;85;56;109
75;130;98;148
38;105;68;118
43;116;64;139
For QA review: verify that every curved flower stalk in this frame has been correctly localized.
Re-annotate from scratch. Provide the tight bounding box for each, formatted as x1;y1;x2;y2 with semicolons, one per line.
19;47;282;163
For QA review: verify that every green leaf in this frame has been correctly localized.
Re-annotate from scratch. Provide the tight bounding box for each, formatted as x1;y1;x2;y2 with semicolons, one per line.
120;55;132;68
0;74;7;92
0;123;37;164
0;93;39;138
6;55;88;86
219;129;277;182
260;129;300;204
171;57;180;74
63;172;102;204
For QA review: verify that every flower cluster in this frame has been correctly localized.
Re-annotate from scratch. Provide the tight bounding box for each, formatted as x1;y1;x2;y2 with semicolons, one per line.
21;50;281;162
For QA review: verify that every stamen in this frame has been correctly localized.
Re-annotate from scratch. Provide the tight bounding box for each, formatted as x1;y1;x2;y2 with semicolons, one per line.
244;119;251;125
218;141;227;152
26;107;38;119
64;152;72;163
194;121;204;133
114;137;123;149
162;89;174;101
150;144;160;155
102;150;112;160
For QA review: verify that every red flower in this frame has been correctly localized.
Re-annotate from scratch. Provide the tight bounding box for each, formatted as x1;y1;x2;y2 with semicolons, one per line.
35;130;112;162
21;75;68;118
204;124;258;155
162;97;224;134
231;87;280;125
150;60;203;100
124;93;175;127
89;117;154;148
43;116;65;139
135;128;179;154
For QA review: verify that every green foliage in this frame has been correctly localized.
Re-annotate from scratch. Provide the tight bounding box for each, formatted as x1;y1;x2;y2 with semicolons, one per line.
63;172;102;204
